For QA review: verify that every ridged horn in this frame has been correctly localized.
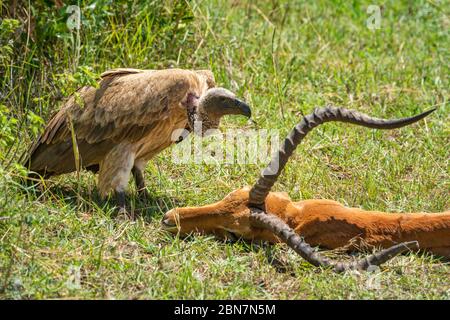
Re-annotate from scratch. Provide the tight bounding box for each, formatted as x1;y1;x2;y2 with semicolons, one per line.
248;106;435;271
250;207;419;272
249;106;435;207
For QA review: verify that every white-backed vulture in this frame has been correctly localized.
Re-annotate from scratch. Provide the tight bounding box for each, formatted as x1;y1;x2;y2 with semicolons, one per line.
24;68;251;214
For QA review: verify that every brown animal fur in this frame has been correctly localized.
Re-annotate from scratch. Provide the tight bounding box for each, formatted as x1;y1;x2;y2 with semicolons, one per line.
25;69;211;196
163;187;450;259
162;107;449;267
23;68;250;207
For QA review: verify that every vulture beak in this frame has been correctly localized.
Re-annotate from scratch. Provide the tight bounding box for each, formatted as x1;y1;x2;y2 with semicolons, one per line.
200;88;252;120
231;98;252;118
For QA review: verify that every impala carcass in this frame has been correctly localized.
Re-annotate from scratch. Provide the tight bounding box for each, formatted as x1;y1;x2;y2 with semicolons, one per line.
162;107;450;271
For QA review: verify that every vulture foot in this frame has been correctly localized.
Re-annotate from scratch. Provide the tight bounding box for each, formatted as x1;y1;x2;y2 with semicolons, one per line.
138;189;151;204
132;166;150;202
115;191;135;220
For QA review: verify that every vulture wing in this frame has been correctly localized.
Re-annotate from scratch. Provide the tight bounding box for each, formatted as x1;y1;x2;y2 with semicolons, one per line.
25;68;215;175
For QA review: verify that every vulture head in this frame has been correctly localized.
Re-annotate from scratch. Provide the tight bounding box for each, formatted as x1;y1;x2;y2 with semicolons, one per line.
187;88;251;135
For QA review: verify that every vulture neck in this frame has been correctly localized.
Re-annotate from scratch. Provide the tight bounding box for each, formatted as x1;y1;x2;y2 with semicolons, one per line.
187;105;220;135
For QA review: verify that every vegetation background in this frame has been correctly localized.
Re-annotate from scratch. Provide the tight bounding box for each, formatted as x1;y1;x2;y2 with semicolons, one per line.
0;0;448;299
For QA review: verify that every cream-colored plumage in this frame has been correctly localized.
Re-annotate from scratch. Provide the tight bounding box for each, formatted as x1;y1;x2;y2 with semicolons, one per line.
24;68;251;213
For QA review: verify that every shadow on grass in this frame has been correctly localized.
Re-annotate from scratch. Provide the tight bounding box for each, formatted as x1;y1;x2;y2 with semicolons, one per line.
22;180;185;221
174;231;297;275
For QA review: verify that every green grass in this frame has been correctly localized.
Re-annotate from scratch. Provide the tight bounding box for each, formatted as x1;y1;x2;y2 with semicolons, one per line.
1;0;449;299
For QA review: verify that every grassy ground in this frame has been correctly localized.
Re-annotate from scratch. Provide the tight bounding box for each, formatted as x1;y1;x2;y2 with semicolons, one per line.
0;0;449;299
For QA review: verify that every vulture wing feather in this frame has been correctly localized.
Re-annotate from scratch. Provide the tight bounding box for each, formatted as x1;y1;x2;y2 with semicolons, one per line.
25;69;213;175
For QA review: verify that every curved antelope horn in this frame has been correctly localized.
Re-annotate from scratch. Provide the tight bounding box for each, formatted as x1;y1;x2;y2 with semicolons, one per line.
250;207;419;272
248;106;435;271
249;106;435;206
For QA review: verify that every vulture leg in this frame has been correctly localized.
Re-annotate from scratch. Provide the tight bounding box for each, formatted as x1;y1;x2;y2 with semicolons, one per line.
115;190;128;216
97;143;136;218
131;163;149;201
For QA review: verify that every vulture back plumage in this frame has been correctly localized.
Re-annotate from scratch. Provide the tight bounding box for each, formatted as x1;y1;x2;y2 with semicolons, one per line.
24;68;215;178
